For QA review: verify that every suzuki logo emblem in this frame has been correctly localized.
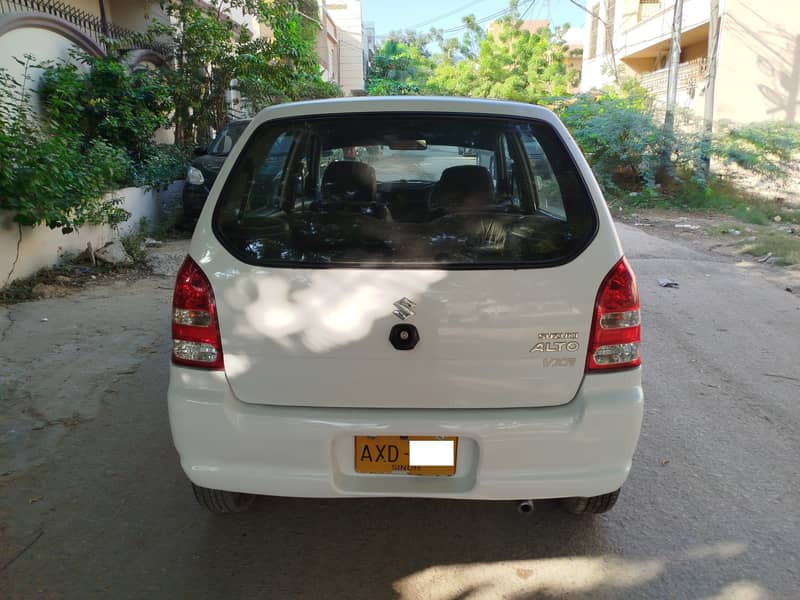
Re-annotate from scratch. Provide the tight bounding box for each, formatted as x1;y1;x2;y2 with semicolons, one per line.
392;297;416;321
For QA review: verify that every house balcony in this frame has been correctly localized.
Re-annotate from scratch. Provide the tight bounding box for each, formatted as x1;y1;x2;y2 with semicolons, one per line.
637;1;662;23
638;56;707;98
617;0;710;61
0;0;172;59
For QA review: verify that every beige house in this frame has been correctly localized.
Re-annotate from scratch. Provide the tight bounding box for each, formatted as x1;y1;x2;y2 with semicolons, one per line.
580;0;800;123
314;1;341;85
321;0;366;95
0;1;262;102
0;1;172;84
0;1;368;103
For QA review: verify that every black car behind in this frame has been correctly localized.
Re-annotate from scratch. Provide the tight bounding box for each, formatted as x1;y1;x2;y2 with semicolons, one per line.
182;120;251;226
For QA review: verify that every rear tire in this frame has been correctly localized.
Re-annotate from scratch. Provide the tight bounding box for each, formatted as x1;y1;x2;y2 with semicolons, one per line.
192;484;256;514
561;489;620;515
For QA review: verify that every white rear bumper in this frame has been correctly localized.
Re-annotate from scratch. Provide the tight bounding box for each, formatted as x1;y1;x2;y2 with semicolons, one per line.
168;367;643;500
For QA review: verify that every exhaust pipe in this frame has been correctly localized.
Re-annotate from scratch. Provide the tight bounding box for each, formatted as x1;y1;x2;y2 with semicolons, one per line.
517;500;534;514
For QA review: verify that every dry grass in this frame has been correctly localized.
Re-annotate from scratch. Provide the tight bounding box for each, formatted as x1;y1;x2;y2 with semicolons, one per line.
0;259;147;305
707;222;800;266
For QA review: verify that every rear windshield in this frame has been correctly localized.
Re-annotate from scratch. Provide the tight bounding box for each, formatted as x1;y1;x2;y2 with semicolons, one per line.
207;121;249;156
213;114;597;268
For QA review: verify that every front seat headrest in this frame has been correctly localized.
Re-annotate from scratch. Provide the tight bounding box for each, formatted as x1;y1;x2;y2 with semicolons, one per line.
321;160;377;204
430;165;494;212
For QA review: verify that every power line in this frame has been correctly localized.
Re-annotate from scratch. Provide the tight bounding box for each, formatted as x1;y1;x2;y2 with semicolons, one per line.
520;0;538;20
408;0;493;30
440;0;536;34
441;7;511;33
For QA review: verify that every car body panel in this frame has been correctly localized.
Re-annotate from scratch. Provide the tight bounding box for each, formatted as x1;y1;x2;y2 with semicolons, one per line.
169;365;643;499
194;239;620;409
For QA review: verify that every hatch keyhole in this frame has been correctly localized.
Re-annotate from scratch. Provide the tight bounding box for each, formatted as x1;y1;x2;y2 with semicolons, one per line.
390;324;419;350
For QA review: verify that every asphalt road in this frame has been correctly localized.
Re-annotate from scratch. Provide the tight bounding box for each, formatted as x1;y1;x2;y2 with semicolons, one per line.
1;225;799;599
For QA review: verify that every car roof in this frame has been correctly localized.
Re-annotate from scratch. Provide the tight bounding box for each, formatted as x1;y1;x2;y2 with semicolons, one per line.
250;96;561;127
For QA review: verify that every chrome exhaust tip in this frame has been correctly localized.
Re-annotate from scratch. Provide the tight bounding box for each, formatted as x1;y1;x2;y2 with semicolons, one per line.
517;500;534;514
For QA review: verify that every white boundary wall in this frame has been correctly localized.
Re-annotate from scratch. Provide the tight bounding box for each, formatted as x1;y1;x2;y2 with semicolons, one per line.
0;184;173;286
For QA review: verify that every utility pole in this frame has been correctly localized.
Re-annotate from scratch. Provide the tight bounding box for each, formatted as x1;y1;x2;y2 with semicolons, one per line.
698;0;720;184
567;0;619;82
660;0;684;183
603;0;619;82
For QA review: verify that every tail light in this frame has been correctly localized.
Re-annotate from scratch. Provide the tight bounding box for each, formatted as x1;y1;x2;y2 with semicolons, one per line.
172;256;224;369
586;257;641;372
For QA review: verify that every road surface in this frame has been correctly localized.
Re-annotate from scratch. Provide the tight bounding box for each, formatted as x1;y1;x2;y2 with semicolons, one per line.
1;225;798;599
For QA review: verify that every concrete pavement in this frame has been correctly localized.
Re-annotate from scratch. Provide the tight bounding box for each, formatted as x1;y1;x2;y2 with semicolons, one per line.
1;224;798;599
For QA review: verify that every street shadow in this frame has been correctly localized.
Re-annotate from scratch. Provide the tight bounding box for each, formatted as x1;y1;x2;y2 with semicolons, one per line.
192;496;612;599
182;494;760;599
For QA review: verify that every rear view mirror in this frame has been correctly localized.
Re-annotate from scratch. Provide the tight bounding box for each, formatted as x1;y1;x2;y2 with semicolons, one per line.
387;139;427;151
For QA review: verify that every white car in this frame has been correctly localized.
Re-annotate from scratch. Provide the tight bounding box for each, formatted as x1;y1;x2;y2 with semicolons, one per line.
168;97;643;515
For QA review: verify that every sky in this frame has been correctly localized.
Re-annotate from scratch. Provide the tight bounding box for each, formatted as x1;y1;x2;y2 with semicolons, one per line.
361;0;588;44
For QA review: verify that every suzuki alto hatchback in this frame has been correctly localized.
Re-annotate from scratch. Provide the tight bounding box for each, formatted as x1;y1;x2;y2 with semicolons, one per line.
168;97;643;515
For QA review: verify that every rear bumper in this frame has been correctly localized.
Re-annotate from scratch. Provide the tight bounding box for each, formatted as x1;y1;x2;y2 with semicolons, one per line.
168;367;643;500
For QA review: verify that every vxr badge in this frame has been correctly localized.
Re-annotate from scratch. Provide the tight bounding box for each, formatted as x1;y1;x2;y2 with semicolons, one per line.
392;297;416;321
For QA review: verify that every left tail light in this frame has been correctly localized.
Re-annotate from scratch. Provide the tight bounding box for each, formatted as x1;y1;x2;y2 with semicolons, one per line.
171;256;224;369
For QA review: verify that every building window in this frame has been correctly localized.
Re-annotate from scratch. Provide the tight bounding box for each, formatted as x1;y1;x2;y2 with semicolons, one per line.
588;5;599;59
605;0;616;54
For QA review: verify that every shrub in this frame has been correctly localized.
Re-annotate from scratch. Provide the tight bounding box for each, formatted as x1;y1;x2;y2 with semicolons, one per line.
555;88;671;191
0;60;129;231
712;121;800;181
120;221;149;266
132;144;190;191
38;51;173;162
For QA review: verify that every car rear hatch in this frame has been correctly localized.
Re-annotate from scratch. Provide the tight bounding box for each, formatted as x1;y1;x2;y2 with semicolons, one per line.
207;261;609;409
193;107;622;409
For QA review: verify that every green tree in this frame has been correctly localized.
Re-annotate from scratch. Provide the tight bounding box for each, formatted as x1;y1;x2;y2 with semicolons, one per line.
366;38;434;95
152;0;338;148
236;0;339;109
427;8;579;102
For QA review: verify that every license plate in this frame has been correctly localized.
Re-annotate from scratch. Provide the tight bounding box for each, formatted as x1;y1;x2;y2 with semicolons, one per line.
354;436;458;476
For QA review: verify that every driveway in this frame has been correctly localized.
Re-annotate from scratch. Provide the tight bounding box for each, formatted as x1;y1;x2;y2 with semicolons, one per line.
1;226;798;599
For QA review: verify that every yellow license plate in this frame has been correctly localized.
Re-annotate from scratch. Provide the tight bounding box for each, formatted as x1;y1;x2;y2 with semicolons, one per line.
355;436;458;476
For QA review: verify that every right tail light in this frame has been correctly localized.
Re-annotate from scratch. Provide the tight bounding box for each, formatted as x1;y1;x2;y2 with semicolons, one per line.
586;257;641;372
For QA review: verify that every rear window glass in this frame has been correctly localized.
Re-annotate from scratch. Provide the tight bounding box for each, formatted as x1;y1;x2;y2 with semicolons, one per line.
207;121;249;156
213;114;596;268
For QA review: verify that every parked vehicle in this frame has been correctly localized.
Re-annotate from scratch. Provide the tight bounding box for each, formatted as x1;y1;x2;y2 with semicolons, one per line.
181;120;250;226
168;97;643;515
